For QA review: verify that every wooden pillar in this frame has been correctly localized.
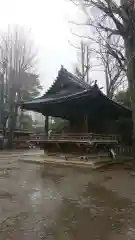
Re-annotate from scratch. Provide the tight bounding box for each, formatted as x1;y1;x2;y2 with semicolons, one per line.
45;115;49;138
84;114;88;133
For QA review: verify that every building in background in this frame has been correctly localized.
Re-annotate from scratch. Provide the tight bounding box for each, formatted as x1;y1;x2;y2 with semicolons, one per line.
32;112;45;123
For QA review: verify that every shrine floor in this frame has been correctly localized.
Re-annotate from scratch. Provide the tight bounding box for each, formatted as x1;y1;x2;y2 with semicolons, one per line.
0;149;135;239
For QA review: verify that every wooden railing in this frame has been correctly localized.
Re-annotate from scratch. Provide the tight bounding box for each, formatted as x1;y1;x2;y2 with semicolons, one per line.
48;133;119;141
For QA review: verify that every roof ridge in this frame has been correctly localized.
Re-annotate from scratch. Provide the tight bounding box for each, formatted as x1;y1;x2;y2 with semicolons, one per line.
61;67;90;89
42;66;65;97
41;66;91;99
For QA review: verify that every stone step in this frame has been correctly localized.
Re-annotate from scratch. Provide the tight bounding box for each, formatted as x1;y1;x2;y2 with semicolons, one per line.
46;153;110;158
44;156;111;164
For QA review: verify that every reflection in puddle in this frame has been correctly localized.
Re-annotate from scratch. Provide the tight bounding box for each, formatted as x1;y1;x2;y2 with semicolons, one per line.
127;227;135;239
0;164;135;240
30;189;41;201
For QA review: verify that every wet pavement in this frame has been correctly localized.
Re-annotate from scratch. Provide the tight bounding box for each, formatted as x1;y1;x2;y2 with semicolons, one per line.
0;151;135;239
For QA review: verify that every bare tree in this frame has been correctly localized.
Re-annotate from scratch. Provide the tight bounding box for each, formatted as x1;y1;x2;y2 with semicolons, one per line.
98;34;126;98
0;26;40;147
71;0;135;151
69;8;126;95
71;40;91;83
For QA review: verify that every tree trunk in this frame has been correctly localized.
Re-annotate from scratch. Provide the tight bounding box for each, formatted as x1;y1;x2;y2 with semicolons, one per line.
124;38;135;155
81;41;85;79
127;62;135;154
8;108;14;149
7;87;16;149
120;0;135;155
105;67;109;96
0;73;5;131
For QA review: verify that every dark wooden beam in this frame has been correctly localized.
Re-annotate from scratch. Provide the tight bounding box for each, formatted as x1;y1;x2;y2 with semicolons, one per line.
84;114;88;133
45;115;49;138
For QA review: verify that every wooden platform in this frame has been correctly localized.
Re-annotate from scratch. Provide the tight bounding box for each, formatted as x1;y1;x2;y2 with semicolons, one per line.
30;133;118;160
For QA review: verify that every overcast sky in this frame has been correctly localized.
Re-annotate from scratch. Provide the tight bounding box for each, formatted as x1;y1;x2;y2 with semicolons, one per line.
0;0;105;92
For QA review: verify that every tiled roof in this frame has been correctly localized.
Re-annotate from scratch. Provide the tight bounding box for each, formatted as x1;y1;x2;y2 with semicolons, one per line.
22;88;95;106
41;66;91;98
21;66;131;119
59;66;90;89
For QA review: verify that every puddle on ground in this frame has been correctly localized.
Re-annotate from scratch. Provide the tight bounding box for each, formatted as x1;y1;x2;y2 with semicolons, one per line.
0;163;135;239
0;190;15;200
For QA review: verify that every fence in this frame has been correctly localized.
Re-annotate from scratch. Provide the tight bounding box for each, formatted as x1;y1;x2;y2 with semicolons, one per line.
114;145;133;156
